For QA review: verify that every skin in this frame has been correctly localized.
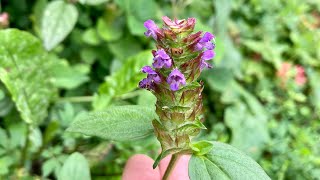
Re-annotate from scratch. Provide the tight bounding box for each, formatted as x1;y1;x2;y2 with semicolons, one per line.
122;154;191;180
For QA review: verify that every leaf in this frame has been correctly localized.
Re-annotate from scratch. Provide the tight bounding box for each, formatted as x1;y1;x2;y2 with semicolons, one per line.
50;59;90;89
97;16;124;42
123;0;159;36
41;0;78;50
58;152;91;180
189;141;271;180
79;0;109;5
67;105;157;141
0;29;57;124
190;140;214;156
93;50;152;110
107;35;142;61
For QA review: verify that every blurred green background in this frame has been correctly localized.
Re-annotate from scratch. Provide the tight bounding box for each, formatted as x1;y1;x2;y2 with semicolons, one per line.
0;0;320;179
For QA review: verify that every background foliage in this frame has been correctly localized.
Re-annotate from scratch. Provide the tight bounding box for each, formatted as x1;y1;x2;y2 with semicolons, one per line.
0;0;319;179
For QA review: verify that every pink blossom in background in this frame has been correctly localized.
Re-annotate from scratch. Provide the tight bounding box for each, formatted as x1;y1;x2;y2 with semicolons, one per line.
295;65;307;86
277;62;307;86
277;62;292;84
0;12;9;28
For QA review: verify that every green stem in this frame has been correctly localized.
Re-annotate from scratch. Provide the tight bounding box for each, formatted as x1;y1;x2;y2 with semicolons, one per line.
57;96;94;103
21;125;31;167
162;154;180;180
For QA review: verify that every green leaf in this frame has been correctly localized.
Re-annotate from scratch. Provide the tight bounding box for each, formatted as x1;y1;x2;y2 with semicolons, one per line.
79;0;109;5
58;152;91;180
67;105;157;141
0;29;57;124
93;50;152;110
50;59;90;89
124;0;159;36
190;140;213;156
41;0;78;50
97;16;124;42
189;141;271;180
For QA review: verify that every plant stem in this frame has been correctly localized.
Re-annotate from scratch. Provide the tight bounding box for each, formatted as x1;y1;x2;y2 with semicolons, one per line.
57;96;94;103
21;125;31;167
162;154;180;180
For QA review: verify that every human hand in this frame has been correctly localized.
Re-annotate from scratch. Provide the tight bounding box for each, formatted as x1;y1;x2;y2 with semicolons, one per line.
122;154;190;180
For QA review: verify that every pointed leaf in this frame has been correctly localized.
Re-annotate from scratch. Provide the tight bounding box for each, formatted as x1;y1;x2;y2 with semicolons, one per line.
67;105;157;141
59;152;91;180
0;29;56;124
189;141;270;180
41;0;78;50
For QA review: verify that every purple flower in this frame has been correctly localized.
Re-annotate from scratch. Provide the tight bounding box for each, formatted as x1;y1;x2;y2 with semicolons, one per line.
153;49;172;69
139;66;161;89
139;78;154;89
167;69;186;91
142;66;161;83
144;20;160;40
195;32;215;51
200;50;215;70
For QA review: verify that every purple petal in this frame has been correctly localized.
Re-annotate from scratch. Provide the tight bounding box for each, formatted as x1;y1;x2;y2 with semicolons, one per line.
204;42;214;50
170;83;179;91
141;66;154;74
157;49;170;59
144;20;157;29
195;43;203;51
167;69;186;91
139;78;150;88
199;32;214;43
202;50;215;60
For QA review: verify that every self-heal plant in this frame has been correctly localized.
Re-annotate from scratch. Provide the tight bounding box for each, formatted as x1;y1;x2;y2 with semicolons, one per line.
68;16;270;180
137;16;271;180
140;16;215;179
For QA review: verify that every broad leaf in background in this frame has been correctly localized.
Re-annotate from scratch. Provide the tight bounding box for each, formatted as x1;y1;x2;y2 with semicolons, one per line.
50;59;90;89
206;72;269;158
0;29;56;124
189;141;271;180
119;0;159;36
97;11;124;42
59;152;91;180
67;105;157;141
41;0;78;50
93;50;152;110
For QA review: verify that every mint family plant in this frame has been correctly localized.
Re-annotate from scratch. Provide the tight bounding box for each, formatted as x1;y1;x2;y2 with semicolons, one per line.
69;16;271;180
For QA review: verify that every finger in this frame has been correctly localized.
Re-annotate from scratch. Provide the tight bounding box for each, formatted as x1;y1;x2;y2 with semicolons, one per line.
122;154;161;180
159;155;191;180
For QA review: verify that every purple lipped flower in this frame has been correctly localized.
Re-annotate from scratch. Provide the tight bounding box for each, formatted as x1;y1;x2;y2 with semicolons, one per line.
153;49;172;69
144;20;160;40
200;50;215;70
142;66;161;83
195;32;215;51
167;69;186;91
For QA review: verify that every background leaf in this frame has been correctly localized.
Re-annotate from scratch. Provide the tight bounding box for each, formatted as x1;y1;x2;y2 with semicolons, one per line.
93;50;152;110
189;141;271;180
0;29;56;124
58;152;91;180
41;0;78;50
67;105;157;141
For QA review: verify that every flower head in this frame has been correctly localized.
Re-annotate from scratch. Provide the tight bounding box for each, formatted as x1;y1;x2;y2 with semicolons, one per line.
153;49;172;68
167;69;186;91
195;32;215;51
200;50;215;70
144;20;161;40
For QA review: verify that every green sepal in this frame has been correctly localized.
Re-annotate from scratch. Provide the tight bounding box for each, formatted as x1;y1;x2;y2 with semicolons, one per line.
190;140;213;156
